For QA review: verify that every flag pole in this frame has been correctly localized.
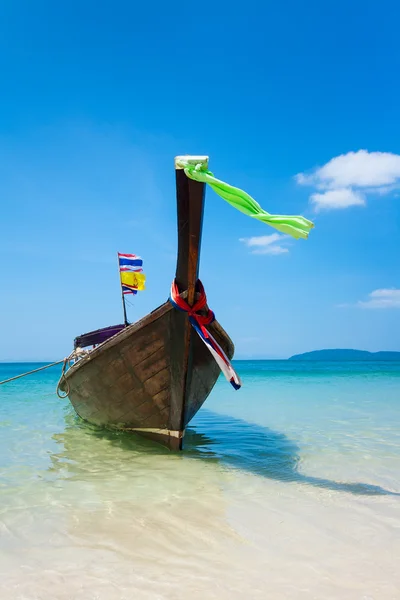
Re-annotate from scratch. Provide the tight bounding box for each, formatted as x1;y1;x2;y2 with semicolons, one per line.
117;253;129;326
122;293;129;326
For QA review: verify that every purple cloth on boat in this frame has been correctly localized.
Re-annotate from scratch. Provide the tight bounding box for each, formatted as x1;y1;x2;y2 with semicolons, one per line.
74;324;126;348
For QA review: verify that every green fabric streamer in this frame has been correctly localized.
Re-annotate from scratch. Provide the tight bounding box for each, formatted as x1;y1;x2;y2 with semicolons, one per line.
177;160;314;240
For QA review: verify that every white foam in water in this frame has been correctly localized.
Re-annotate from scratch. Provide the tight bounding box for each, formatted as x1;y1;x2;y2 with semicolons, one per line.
0;361;399;599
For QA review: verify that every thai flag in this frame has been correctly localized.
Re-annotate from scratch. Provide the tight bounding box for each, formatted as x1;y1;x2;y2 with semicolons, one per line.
118;252;143;270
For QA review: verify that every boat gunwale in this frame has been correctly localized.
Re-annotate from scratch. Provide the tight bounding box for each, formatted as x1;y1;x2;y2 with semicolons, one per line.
65;298;235;382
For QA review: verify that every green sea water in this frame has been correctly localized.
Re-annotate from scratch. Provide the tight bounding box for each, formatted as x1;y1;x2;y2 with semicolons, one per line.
0;360;399;599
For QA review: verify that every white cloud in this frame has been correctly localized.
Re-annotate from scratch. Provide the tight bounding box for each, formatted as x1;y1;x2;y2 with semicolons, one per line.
357;289;400;309
240;234;289;255
297;150;400;189
310;188;365;211
296;149;400;211
241;234;281;246
295;173;309;185
255;245;289;255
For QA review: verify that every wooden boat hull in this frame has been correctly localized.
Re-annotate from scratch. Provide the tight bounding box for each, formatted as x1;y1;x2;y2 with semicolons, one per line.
61;300;234;449
61;156;238;449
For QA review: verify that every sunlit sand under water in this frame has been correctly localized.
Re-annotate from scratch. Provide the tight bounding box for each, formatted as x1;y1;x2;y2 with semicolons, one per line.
0;360;399;599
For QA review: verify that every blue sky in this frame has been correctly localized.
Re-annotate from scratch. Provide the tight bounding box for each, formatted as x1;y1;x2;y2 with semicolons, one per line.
1;0;399;360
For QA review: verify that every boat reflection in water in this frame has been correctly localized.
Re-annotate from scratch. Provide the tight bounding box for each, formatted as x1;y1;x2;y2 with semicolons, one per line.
50;408;397;497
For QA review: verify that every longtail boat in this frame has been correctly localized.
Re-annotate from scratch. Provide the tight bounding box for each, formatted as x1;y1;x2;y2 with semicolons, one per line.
58;155;314;450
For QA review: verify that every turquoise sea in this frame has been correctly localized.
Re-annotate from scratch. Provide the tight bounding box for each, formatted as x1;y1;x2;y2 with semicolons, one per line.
0;360;399;599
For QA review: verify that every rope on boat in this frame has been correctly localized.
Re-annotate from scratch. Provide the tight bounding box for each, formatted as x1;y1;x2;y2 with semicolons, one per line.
56;355;72;399
0;348;89;399
55;348;89;398
0;360;66;385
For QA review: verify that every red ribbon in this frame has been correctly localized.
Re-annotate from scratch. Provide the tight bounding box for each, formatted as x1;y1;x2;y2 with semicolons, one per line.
169;278;242;390
170;279;215;338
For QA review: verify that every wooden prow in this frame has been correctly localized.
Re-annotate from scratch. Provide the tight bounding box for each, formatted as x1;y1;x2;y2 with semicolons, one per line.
174;156;207;304
168;157;207;449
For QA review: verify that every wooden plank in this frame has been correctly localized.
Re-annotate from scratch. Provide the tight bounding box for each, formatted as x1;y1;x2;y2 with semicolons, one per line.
134;345;169;382
184;364;212;425
111;371;137;395
152;387;170;411
99;356;133;388
140;406;169;428
120;324;167;368
118;396;161;424
143;366;170;397
104;356;128;380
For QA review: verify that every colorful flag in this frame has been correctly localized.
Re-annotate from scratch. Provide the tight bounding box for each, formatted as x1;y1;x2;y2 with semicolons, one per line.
120;270;146;291
118;252;143;270
121;284;138;296
118;252;146;295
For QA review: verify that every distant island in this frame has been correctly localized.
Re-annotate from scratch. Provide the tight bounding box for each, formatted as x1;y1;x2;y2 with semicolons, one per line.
289;349;400;361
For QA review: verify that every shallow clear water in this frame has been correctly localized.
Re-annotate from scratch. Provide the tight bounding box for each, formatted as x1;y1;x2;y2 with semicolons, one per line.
0;361;399;599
